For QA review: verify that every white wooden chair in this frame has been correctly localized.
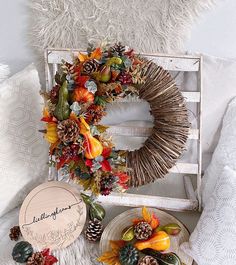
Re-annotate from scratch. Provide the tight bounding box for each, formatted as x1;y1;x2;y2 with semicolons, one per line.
45;49;202;212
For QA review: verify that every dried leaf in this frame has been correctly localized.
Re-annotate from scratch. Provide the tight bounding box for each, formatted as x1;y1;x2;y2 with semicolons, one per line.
97;124;109;133
142;207;152;223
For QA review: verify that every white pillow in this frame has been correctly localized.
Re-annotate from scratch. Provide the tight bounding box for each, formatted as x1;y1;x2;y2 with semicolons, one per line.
181;166;236;265
201;97;236;206
0;63;10;83
201;55;236;155
0;64;49;217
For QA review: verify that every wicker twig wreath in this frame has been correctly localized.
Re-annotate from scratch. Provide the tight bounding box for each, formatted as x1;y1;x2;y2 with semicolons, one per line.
41;43;189;195
127;61;189;187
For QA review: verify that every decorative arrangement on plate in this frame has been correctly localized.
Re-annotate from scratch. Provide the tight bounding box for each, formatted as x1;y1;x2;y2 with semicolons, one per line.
98;207;183;265
41;42;189;194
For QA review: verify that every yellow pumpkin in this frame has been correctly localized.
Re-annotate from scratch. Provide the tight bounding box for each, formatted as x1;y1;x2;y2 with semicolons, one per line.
134;231;170;252
73;87;94;103
45;122;59;144
79;117;103;159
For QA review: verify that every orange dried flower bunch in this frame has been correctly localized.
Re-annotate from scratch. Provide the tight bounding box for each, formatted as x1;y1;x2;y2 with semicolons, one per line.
41;43;147;195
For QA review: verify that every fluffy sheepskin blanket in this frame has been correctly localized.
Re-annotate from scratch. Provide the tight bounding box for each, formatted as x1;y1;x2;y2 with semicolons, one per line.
28;0;215;53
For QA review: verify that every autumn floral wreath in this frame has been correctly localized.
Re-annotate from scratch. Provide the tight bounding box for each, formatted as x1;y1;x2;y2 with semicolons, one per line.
41;42;189;196
41;43;148;196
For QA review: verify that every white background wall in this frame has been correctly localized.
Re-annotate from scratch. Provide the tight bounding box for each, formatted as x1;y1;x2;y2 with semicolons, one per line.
0;0;236;74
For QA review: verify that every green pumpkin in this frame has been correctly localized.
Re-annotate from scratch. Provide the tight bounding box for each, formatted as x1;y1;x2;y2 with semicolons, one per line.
142;249;181;265
12;241;33;263
54;80;70;121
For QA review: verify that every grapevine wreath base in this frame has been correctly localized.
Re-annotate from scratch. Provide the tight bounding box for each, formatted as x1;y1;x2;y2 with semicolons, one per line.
126;62;189;187
41;43;189;194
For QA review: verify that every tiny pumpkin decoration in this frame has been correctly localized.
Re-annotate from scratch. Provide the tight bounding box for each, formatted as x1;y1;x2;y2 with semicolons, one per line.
12;241;33;263
134;231;170;251
45;122;59;144
73;87;94;103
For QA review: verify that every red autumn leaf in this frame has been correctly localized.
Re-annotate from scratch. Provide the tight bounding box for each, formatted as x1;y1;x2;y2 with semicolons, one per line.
44;255;58;265
41;249;58;265
101;160;112;172
132;218;144;225
116;172;129;184
57;157;67;170
102;147;112;158
75;75;90;87
85;159;93;167
41;249;50;257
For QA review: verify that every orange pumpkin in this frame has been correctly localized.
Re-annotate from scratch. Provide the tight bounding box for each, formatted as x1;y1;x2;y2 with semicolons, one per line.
134;231;170;251
79;117;103;159
73;87;94;103
45;122;59;144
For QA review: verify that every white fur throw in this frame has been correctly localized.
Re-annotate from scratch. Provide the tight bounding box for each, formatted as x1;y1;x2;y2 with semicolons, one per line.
0;63;10;83
28;0;215;53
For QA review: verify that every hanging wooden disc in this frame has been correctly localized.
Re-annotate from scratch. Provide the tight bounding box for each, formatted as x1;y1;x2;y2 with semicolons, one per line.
19;181;86;250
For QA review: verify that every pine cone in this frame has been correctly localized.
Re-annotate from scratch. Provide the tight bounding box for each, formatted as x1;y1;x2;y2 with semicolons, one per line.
100;175;115;196
50;85;60;104
134;222;152;240
85;219;103;242
85;104;106;124
118;72;133;85
9;226;21;241
119;245;139;265
57;119;80;143
138;256;159;265
83;59;99;74
26;252;45;265
110;42;126;56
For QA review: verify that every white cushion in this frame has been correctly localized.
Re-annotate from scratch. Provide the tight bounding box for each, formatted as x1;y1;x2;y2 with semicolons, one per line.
201;55;236;155
201;97;236;206
181;166;236;265
0;64;48;217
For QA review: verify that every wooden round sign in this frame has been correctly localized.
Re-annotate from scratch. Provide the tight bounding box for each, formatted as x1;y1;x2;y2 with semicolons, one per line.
19;181;86;250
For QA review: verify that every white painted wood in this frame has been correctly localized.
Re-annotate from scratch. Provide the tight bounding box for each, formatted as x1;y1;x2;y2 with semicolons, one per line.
93;192;199;211
144;55;200;72
197;56;203;210
44;48;203;212
184;176;198;202
170;163;198;174
107;125;199;140
46;49;200;72
182;92;200;102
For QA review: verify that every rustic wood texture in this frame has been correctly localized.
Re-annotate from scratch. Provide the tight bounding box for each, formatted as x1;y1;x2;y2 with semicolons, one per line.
19;181;86;250
127;61;190;187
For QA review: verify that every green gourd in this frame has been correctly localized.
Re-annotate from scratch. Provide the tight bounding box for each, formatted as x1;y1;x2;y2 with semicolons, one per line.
54;80;70;120
81;193;106;221
12;241;33;263
142;249;182;265
89;203;106;221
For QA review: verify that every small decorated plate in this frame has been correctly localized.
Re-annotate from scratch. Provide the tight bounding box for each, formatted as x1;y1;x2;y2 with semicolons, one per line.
99;208;193;265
